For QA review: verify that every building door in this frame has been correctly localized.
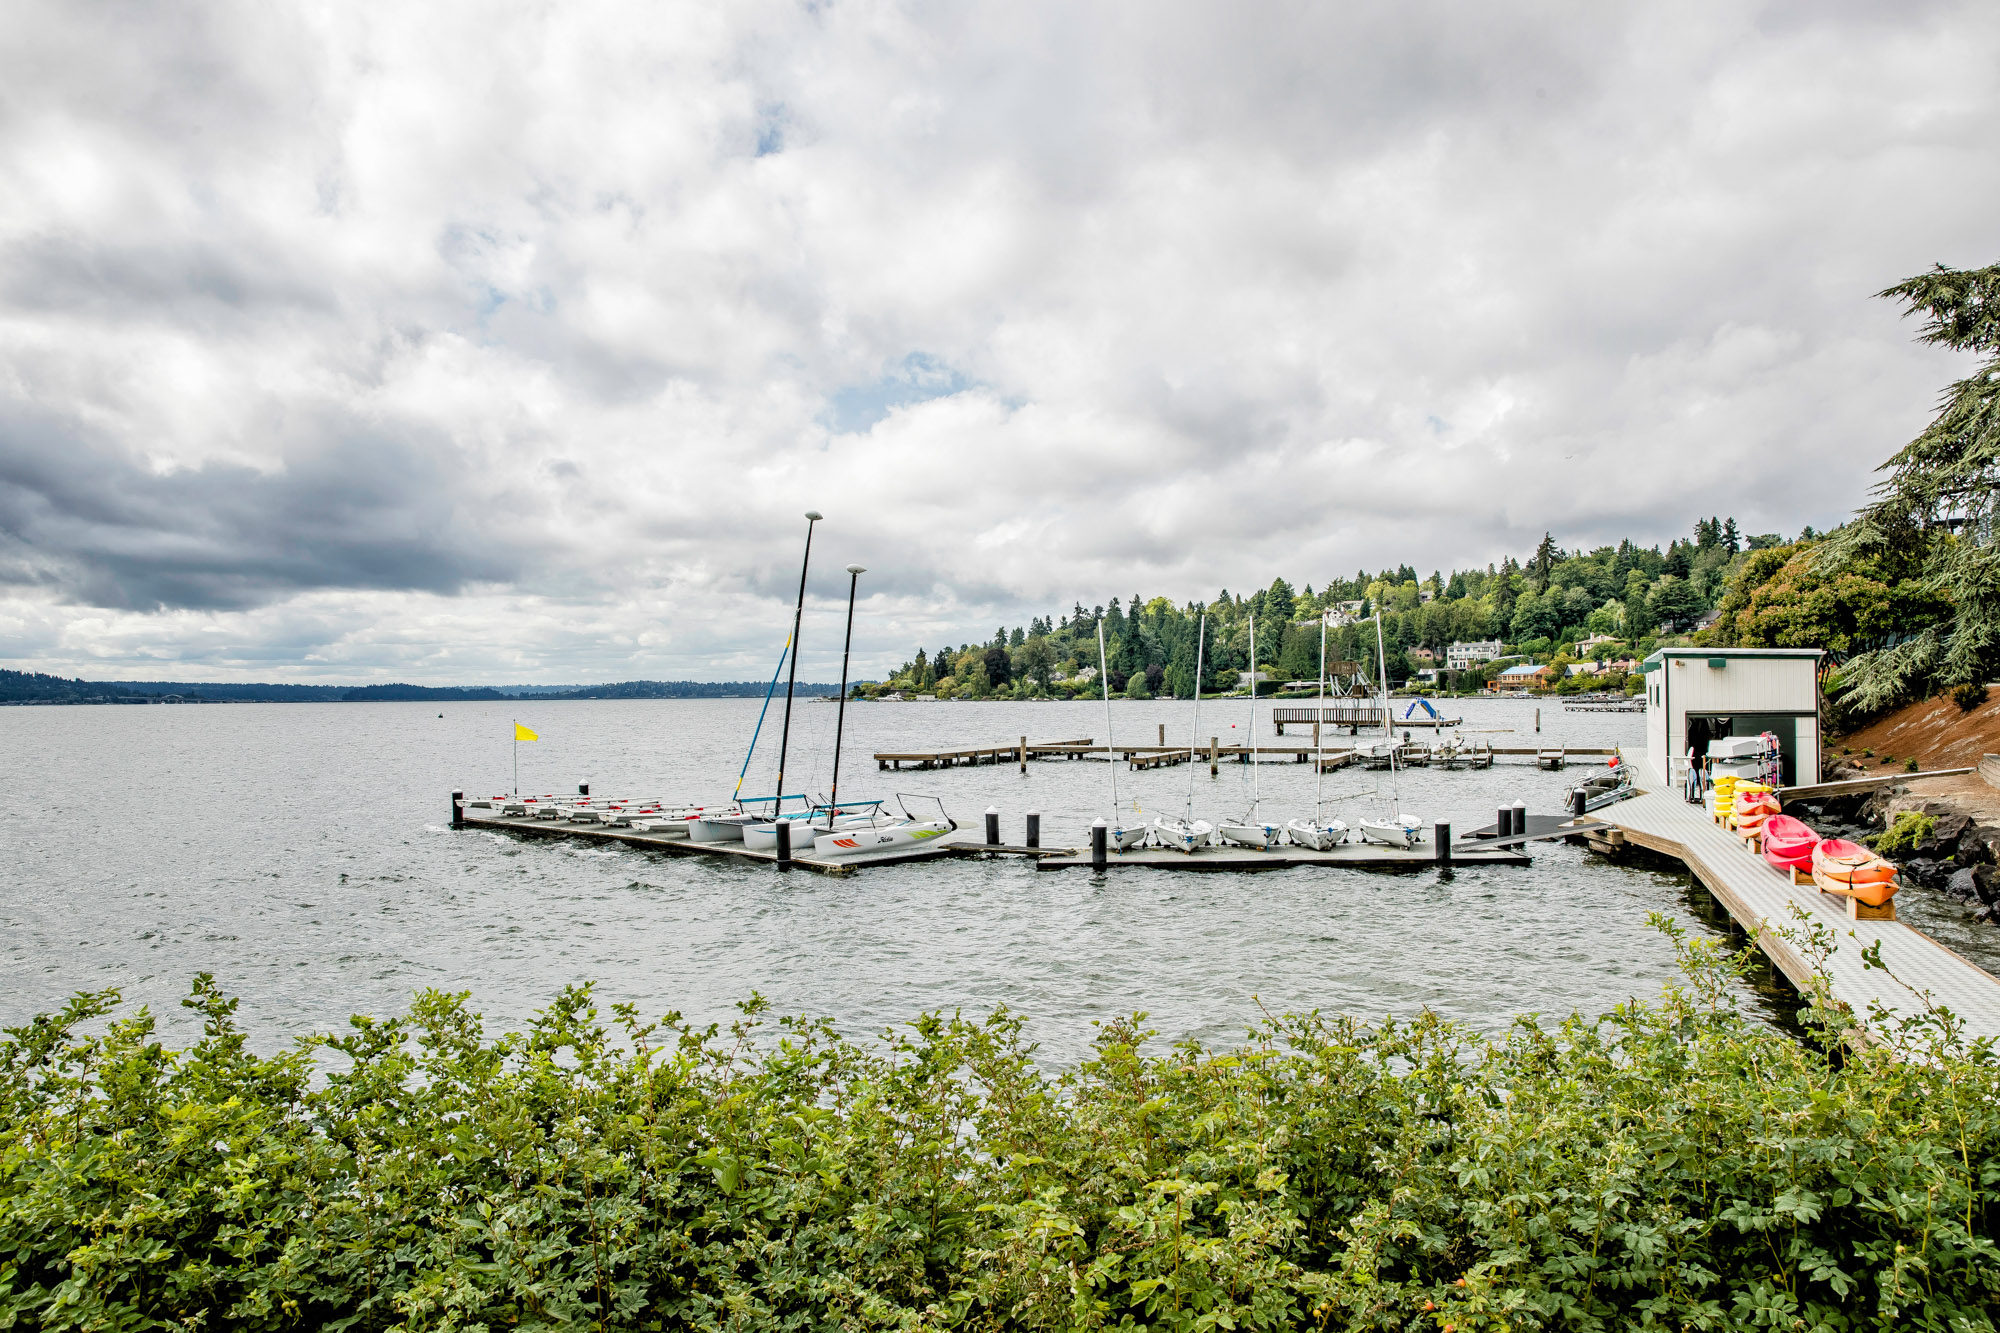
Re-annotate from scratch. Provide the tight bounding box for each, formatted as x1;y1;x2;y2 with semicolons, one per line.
1685;713;1803;786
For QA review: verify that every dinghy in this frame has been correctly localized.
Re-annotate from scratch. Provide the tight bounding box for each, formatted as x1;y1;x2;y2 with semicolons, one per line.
1357;814;1424;848
1357;613;1423;846
1151;611;1214;854
1094;621;1151;851
1565;764;1635;813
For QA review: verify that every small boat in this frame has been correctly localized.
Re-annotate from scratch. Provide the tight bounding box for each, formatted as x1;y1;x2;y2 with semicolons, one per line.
1217;817;1282;849
743;811;875;850
1810;837;1898;906
1094;622;1152;853
1732;786;1779;832
1760;814;1818;872
1107;820;1150;851
1357;814;1424;848
1150;815;1214;854
1285;818;1346;850
1566;764;1635;813
689;813;761;842
811;794;958;859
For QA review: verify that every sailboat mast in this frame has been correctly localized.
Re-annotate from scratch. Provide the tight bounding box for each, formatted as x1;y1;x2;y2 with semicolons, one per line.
772;511;822;812
1375;610;1401;818
826;564;864;825
1186;612;1205;820
1098;621;1118;817
1315;613;1327;818
1249;614;1259;817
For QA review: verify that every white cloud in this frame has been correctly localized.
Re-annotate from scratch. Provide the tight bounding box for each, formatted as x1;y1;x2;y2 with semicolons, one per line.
0;0;1994;681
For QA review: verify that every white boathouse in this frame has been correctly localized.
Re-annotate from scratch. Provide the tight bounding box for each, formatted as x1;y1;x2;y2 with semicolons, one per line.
1639;646;1823;788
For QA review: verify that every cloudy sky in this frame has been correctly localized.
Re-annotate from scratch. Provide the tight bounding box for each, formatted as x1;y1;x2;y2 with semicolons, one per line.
1;0;1995;683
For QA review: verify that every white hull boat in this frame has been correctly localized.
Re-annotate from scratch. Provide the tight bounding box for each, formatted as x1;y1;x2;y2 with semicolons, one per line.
1107;821;1150;851
1217;819;1282;849
1285;819;1346;850
812;819;955;858
1151;815;1213;853
1357;815;1424;848
689;813;760;842
743;813;874;850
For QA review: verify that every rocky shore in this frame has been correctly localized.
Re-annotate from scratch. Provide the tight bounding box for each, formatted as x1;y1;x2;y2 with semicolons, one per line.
1793;760;2000;924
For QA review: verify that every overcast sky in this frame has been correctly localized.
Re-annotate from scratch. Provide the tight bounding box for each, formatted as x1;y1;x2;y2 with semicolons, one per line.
1;1;1995;683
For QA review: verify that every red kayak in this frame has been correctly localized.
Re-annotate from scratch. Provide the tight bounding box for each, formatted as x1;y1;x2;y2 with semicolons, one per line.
1760;814;1818;871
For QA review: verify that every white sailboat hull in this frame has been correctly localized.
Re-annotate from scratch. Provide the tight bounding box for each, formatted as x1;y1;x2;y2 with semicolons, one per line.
743;813;872;850
1150;817;1213;853
1107;821;1149;851
1285;819;1346;850
1357;816;1424;848
689;814;758;842
1216;820;1281;849
811;820;955;858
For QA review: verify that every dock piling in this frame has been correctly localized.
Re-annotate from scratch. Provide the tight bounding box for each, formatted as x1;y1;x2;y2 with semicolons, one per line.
1511;800;1527;837
1209;736;1218;775
1158;723;1166;745
1435;822;1451;868
1025;811;1040;848
451;790;463;829
984;807;1000;846
1090;819;1108;872
579;782;589;796
1570;788;1587;819
1019;735;1027;774
775;821;793;871
1496;804;1508;840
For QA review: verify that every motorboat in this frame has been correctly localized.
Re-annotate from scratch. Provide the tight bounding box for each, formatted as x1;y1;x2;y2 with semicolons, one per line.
1150;815;1214;854
1285;818;1346;850
1565;764;1635;813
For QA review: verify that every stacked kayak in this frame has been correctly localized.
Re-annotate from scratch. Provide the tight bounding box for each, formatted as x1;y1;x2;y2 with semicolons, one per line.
1709;774;1739;820
1759;814;1820;874
1731;784;1779;833
1810;838;1899;907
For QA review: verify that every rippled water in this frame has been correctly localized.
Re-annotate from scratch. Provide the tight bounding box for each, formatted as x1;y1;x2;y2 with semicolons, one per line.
7;693;1979;1064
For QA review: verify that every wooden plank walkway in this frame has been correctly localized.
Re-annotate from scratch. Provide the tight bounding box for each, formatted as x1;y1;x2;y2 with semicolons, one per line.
1602;783;2000;1044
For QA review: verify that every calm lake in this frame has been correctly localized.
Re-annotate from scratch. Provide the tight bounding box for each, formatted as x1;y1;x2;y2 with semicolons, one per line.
5;696;1996;1062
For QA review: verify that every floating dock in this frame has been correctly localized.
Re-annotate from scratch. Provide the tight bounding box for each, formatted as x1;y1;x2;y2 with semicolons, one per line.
875;739;1619;772
1597;781;2000;1044
1036;842;1532;872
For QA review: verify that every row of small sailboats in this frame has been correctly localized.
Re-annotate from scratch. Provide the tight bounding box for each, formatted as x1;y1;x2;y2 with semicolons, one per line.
1096;610;1427;854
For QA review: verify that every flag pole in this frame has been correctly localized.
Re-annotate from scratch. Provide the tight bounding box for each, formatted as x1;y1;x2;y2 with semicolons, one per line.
772;511;821;815
828;564;865;824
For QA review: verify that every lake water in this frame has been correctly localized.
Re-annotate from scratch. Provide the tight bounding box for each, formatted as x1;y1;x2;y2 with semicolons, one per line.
4;696;1994;1062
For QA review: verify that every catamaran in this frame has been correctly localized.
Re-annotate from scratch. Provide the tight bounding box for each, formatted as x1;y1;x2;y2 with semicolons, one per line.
1286;611;1347;850
1217;614;1281;850
1150;612;1214;853
1355;612;1425;849
811;793;956;857
1097;622;1150;850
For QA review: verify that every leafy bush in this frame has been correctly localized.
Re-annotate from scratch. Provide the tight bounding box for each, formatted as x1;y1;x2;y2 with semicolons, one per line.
1955;681;1991;712
2;929;1996;1331
1907;757;1921;773
1873;810;1937;856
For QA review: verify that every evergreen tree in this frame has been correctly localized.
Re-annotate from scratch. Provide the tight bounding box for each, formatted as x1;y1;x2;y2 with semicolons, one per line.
1722;518;1740;555
1529;533;1560;590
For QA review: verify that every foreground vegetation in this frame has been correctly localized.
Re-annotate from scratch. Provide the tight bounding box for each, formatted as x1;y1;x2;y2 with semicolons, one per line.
3;924;1996;1331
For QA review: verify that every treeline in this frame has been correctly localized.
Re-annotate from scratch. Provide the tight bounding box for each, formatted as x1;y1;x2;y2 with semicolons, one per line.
883;517;1793;699
0;672;842;704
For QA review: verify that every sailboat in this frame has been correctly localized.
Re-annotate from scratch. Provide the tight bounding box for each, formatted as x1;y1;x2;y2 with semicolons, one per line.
1097;622;1150;851
812;793;957;857
1217;615;1281;849
1150;612;1214;853
1286;612;1347;850
1355;612;1425;849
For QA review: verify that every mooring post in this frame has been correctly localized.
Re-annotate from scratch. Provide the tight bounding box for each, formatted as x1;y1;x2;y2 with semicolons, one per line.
1091;818;1108;872
1019;735;1027;774
1535;707;1541;733
1209;736;1218;775
1570;787;1587;820
775;820;793;872
579;782;589;797
1511;800;1527;838
451;790;463;829
1025;811;1040;848
1495;804;1509;840
1435;822;1451;867
1158;722;1166;746
984;806;1000;847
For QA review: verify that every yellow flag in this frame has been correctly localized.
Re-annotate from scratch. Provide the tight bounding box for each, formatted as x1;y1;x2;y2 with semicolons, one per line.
515;723;538;742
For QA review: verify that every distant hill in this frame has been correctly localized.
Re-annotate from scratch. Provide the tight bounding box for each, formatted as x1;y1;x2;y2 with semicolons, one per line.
1;670;847;704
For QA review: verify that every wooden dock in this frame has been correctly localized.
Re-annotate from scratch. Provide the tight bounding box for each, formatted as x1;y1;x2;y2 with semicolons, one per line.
1599;781;2000;1044
1037;842;1531;872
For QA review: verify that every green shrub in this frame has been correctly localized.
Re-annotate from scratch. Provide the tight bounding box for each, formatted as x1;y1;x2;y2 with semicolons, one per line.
2;931;1996;1331
1906;756;1921;772
1954;681;1990;712
1873;809;1937;855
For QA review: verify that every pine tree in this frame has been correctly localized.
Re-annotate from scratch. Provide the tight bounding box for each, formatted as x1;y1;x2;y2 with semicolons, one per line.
1529;533;1561;590
1722;518;1740;555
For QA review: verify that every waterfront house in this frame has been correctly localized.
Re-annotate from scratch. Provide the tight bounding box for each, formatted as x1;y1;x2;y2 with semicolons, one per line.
1488;663;1552;691
1446;639;1505;670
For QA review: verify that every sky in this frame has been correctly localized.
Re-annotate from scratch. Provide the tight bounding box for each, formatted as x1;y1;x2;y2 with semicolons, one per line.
1;1;1996;684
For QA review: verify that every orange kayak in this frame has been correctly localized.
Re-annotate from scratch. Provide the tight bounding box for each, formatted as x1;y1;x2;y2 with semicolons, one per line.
1811;838;1897;903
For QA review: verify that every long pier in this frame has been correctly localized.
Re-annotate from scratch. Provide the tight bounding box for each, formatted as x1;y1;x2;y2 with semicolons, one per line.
1596;776;2000;1044
876;738;1620;772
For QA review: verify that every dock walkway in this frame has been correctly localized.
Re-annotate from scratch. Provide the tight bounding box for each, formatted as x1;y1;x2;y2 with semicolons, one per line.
1602;785;2000;1043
